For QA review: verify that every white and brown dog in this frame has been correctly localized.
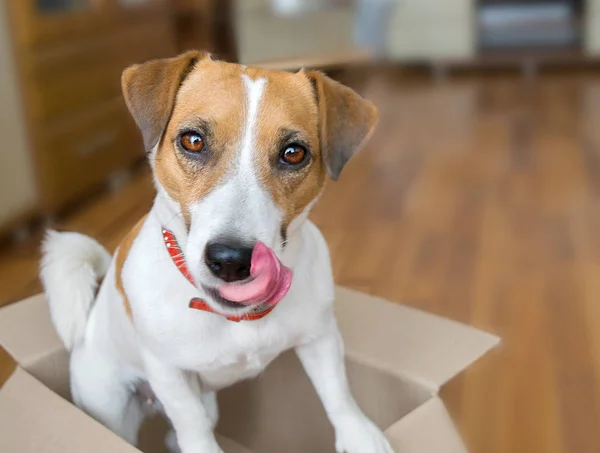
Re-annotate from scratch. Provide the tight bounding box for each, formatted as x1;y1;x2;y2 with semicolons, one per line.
40;51;394;453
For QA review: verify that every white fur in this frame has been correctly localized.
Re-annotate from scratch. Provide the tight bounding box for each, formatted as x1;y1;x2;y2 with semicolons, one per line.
40;230;111;350
40;73;394;453
240;75;265;166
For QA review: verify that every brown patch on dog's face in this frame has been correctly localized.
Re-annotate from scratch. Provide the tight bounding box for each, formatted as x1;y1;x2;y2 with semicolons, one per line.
154;59;248;226
155;61;324;230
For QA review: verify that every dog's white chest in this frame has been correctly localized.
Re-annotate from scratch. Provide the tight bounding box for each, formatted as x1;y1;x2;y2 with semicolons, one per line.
139;306;306;390
194;316;305;390
198;347;280;390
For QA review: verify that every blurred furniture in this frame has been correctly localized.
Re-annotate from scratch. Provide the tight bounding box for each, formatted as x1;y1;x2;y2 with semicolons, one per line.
478;1;581;51
234;0;600;70
234;0;476;66
233;0;369;69
387;0;476;61
169;0;213;53
586;0;600;54
0;2;37;232
389;0;600;61
170;0;237;61
2;0;177;221
475;0;600;60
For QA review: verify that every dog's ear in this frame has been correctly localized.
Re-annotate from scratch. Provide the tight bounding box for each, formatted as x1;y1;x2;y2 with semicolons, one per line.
121;50;209;151
305;71;378;180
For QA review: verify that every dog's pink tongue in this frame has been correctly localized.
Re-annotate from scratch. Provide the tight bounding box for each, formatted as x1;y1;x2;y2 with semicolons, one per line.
218;242;292;306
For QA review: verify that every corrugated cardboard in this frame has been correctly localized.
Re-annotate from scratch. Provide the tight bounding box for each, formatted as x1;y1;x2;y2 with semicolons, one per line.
0;287;499;453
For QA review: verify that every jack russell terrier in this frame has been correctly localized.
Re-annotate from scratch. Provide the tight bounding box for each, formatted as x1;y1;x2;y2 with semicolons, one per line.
40;51;394;453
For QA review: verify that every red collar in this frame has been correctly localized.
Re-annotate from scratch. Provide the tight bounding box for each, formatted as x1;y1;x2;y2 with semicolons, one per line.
162;227;275;322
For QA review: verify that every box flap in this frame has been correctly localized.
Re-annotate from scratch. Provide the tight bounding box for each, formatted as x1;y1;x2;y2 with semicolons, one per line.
0;368;252;453
0;294;63;368
0;367;140;453
335;287;499;391
385;396;466;453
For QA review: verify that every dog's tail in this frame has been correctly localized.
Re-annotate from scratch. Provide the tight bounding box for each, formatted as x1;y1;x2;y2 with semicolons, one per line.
40;230;112;351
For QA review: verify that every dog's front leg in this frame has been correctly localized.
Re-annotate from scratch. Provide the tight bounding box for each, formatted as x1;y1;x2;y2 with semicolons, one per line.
143;351;223;453
295;322;395;453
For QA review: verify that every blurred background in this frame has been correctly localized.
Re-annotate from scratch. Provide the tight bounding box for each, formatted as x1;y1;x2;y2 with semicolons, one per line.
1;1;600;452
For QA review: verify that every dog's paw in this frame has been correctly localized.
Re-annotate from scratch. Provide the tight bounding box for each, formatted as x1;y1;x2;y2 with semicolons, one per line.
335;416;395;453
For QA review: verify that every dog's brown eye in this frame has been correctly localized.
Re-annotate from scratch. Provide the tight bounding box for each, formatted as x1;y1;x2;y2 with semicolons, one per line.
281;145;306;165
180;132;204;153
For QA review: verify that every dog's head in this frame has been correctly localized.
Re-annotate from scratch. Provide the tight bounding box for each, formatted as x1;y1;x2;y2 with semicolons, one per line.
121;51;377;311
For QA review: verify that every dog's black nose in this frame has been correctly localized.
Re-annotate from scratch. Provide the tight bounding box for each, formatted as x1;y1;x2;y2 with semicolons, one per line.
204;241;253;282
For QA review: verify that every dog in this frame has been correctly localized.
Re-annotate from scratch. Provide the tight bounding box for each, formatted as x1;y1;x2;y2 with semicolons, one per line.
40;51;394;453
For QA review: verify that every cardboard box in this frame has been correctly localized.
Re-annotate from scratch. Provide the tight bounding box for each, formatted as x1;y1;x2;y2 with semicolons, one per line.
0;287;498;453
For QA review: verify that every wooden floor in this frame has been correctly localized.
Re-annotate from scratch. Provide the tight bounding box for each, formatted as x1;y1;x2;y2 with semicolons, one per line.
2;69;600;453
